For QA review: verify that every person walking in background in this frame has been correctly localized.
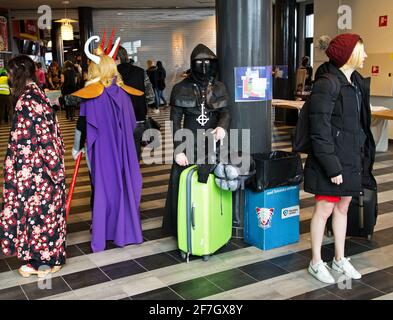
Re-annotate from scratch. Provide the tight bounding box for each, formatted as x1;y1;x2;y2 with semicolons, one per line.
117;46;155;159
146;59;159;113
155;61;168;107
295;56;313;99
74;54;83;88
0;55;67;277
35;62;46;90
0;67;12;124
304;34;376;284
47;61;61;90
61;60;78;121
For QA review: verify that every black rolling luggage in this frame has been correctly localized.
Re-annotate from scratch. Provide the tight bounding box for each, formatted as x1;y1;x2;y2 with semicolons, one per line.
326;188;378;240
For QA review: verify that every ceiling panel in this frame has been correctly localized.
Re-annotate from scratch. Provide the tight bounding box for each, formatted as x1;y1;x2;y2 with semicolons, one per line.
0;0;215;10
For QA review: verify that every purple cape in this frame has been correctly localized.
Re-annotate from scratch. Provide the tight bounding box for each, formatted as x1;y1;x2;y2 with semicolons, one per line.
80;84;143;252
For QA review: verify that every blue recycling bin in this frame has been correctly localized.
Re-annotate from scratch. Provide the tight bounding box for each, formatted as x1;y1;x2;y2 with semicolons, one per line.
244;185;300;250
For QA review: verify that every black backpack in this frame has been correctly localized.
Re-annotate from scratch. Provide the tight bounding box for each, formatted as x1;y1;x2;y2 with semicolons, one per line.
292;74;341;154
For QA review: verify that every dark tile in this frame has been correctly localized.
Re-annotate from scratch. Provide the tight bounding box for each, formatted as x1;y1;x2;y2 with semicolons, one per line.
142;180;169;189
214;242;243;255
300;220;310;235
380;266;393;276
135;253;180;271
6;256;22;270
66;221;91;233
101;260;146;280
22;276;71;300
300;198;315;209
0;258;10;273
70;204;92;215
170;277;223;300
132;287;183;300
66;245;84;259
324;240;370;257
291;289;343;300
269;253;310;272
325;280;383;300
373;167;393;176
76;242;93;254
71;190;92;200
166;250;200;262
141;208;166;219
63;268;110;290
374;227;393;241
106;241;120;250
298;246;335;262
239;261;288;281
142;169;171;178
230;238;252;249
0;286;27;300
377;202;393;215
360;270;393;294
206;269;257;291
143;228;172;241
350;233;393;250
141;192;167;203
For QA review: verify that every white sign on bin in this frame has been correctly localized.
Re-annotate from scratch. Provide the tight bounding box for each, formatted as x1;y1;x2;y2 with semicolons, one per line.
281;205;300;220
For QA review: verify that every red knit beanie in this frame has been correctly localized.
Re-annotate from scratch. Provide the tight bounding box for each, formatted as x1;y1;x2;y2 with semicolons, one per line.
325;33;362;68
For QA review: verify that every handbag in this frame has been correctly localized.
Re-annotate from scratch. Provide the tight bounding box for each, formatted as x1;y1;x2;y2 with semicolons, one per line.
64;94;81;106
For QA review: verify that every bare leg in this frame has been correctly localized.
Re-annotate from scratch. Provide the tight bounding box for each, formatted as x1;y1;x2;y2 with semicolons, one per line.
311;200;335;265
332;196;352;261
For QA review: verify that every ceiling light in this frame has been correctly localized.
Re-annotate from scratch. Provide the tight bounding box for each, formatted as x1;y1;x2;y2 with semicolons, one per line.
55;1;77;41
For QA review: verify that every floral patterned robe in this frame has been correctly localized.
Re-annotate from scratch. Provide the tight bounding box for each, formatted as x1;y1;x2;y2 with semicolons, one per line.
0;83;67;266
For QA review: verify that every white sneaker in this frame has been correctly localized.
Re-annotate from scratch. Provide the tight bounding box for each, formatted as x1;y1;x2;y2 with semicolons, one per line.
332;257;362;280
308;261;336;284
153;109;160;114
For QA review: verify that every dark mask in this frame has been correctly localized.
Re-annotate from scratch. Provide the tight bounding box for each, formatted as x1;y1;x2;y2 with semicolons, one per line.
191;59;218;79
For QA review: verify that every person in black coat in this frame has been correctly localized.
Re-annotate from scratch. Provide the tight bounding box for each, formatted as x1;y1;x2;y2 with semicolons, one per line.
61;60;78;120
117;46;155;159
162;44;231;237
304;34;376;284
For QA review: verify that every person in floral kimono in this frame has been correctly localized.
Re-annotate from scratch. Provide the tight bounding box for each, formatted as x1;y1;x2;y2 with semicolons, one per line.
0;55;67;278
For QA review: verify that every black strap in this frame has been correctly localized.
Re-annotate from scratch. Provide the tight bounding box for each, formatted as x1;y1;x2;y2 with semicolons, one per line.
197;164;215;183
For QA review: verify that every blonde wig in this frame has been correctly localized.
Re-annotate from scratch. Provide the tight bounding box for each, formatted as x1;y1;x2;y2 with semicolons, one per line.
87;55;124;88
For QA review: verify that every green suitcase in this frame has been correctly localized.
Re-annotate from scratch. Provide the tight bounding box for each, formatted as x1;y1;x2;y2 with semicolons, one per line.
178;165;232;262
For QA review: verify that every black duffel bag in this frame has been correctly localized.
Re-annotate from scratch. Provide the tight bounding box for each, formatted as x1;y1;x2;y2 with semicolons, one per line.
251;151;303;192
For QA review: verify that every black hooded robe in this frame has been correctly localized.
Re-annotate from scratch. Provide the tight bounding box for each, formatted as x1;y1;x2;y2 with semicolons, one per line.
162;44;231;237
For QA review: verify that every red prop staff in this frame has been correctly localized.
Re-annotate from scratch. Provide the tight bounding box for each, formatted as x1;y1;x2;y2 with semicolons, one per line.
66;152;83;221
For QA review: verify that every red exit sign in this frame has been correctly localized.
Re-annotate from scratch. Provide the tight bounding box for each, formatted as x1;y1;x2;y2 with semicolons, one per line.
379;15;388;27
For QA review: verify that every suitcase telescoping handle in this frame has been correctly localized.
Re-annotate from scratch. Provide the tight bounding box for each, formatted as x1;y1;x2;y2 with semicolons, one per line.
359;191;364;229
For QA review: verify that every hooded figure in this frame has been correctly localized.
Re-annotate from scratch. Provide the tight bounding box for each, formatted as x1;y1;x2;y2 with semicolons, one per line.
162;44;231;237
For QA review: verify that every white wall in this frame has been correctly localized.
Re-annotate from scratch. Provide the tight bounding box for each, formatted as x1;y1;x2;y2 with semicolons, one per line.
314;0;393;137
92;9;216;99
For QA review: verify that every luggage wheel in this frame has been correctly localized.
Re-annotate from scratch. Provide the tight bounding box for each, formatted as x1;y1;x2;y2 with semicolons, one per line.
180;251;187;260
202;255;210;262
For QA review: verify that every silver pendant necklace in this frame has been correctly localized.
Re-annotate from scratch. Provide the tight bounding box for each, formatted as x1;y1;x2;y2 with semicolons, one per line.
196;84;210;126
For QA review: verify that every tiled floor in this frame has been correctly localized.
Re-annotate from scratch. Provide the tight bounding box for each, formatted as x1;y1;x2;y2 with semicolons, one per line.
1;107;393;300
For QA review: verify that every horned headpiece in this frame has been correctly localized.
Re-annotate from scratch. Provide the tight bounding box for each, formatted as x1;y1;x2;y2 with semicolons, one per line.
84;29;121;65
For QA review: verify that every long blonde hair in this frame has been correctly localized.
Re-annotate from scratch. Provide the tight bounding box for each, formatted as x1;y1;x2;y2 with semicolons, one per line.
87;55;124;87
343;40;366;70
